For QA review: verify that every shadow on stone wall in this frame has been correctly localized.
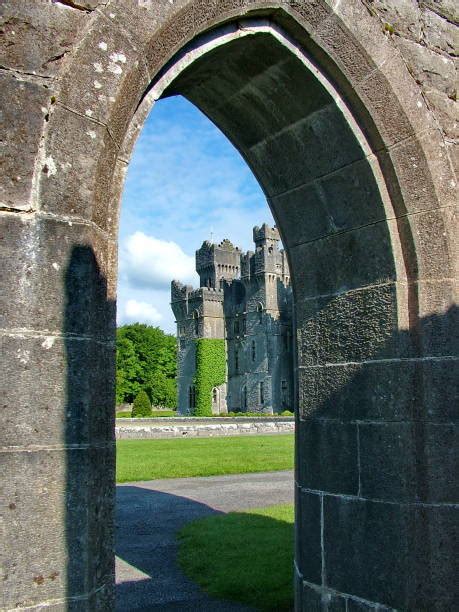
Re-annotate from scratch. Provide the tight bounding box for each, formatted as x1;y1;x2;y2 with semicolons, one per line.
64;245;117;606
62;245;457;608
296;303;458;609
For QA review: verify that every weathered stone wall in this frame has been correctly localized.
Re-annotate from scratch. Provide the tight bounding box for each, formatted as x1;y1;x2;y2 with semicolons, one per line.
1;1;456;611
366;0;458;143
115;417;295;439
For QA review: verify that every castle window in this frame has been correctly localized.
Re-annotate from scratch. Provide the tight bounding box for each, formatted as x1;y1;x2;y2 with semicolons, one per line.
242;318;246;335
257;303;263;324
235;350;239;373
212;387;218;403
251;340;256;362
281;380;288;391
193;310;199;336
234;318;240;335
242;385;247;410
259;381;264;405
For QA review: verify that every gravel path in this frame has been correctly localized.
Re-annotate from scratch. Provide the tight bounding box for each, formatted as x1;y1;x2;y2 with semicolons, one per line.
116;470;294;611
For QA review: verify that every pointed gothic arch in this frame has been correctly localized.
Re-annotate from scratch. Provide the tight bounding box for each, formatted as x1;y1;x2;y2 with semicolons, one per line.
2;3;456;610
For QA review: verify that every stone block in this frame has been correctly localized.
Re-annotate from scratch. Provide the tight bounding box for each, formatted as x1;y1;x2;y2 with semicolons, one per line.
1;446;115;609
323;495;457;609
422;0;458;23
289;220;396;299
1;334;115;449
297;420;359;495
0;73;50;211
379;128;457;220
295;489;322;585
409;504;459;608
327;0;395;69
364;0;422;41
247;102;365;197
298;357;458;423
269;157;388;249
395;37;456;98
359;422;417;501
323;496;410;608
57;16;150;147
38;105;119;230
422;423;459;503
422;6;459;55
0;214;116;337
346;598;380;611
295;283;405;367
193;46;333;150
311;13;377;83
298;581;322;611
417;282;459;358
424;89;459;141
0;0;88;77
96;0;189;52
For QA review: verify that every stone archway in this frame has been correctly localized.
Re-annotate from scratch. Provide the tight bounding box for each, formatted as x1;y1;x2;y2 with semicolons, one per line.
1;2;457;610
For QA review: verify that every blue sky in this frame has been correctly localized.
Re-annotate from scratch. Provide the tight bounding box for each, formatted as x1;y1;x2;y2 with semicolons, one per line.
117;96;274;333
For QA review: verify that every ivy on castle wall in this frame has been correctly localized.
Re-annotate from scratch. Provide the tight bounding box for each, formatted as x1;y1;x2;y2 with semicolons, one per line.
193;339;226;416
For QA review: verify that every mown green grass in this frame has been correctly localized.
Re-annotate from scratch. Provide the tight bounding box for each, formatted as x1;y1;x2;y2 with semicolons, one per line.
116;410;177;418
178;504;294;611
116;435;294;483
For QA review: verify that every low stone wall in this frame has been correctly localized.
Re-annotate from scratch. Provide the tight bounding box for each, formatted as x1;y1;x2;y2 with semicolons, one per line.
115;417;295;439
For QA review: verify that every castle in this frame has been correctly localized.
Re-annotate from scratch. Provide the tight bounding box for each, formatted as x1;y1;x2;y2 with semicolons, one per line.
171;224;294;415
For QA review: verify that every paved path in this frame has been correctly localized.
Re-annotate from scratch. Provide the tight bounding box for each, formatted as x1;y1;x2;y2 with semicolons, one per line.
116;470;294;611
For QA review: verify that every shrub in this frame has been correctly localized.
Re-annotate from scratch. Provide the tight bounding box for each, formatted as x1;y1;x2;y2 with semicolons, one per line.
280;410;294;416
131;390;152;418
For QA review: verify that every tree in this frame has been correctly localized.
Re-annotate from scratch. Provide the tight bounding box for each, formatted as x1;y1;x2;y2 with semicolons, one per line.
116;336;141;403
146;371;177;409
131;390;152;418
116;323;177;406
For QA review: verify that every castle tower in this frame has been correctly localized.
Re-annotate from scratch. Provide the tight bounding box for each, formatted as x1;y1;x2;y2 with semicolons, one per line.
196;238;241;288
172;224;293;416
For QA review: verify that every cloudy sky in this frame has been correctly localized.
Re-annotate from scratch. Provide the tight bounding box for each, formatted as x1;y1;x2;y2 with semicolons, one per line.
117;95;274;334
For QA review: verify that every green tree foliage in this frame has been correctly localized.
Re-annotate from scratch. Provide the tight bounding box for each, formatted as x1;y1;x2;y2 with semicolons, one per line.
194;339;226;416
116;336;141;404
116;323;177;408
131;389;152;418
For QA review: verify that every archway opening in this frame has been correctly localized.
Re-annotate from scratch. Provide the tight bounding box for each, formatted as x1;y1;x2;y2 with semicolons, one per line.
5;4;455;611
113;17;406;609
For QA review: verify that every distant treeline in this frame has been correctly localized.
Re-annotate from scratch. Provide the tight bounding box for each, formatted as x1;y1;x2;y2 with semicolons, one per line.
116;323;177;408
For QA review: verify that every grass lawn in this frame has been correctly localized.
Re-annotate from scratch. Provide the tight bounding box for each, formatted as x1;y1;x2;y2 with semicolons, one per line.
178;504;294;611
116;410;177;418
116;435;294;483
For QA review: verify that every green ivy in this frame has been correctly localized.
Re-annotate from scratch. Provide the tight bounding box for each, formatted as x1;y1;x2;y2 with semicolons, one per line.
193;339;226;416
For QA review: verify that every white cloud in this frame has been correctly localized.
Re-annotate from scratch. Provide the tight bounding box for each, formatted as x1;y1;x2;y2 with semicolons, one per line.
121;231;197;290
123;299;162;325
117;96;277;333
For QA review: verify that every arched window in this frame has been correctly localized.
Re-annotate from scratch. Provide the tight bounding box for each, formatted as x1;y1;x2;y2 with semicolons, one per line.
193;310;199;336
234;318;240;335
235;349;239;374
257;303;263;324
259;381;264;405
212;387;218;403
251;340;256;362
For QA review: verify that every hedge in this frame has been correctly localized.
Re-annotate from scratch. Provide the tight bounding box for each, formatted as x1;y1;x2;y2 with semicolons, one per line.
193;339;226;416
